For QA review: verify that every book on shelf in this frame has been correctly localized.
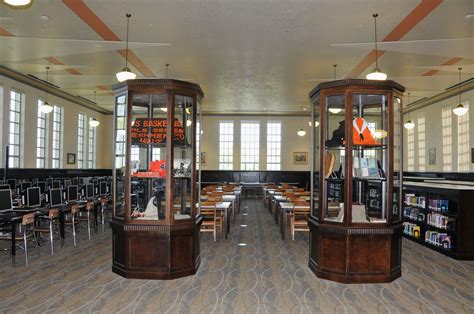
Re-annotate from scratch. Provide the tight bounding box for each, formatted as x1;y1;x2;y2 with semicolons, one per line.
425;231;451;249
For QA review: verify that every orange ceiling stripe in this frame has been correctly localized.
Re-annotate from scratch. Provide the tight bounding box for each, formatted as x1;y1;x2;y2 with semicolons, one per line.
345;50;386;78
117;49;155;77
345;0;444;78
62;0;120;41
382;0;443;42
97;85;110;91
66;68;82;75
0;27;15;37
45;56;65;65
421;57;463;76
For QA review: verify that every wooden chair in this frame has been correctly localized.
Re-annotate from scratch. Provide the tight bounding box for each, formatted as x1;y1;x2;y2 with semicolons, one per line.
79;201;95;239
291;201;310;240
207;196;224;233
64;204;80;246
33;208;59;255
0;213;37;266
200;201;218;242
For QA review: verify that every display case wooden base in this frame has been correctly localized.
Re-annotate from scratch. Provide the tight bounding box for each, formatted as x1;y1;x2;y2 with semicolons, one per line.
110;219;201;280
308;219;403;284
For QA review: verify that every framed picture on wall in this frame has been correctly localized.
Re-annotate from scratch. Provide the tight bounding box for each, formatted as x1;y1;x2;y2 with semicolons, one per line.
294;152;308;164
67;153;76;164
200;152;206;166
429;148;436;165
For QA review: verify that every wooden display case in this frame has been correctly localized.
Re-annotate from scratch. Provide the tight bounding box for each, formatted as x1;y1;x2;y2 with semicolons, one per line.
111;79;203;280
309;79;405;283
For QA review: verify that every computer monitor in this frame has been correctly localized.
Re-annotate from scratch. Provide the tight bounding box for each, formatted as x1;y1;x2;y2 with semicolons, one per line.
86;184;94;199
52;180;61;189
37;181;46;193
27;187;41;208
64;179;72;189
0;185;11;191
99;181;107;196
50;188;63;207
72;177;78;186
7;179;16;190
20;182;32;192
79;177;84;185
68;185;78;202
0;189;12;211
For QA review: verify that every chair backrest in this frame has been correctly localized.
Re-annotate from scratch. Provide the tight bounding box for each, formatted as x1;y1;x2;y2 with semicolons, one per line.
86;201;94;211
21;213;35;226
210;191;224;196
100;198;108;206
295;188;305;192
293;203;310;218
299;191;310;196
207;196;223;202
48;208;59;219
282;192;295;198
200;201;216;218
71;204;80;214
293;200;309;207
222;186;234;192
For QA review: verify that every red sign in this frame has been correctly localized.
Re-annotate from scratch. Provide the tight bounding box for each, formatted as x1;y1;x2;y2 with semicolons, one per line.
130;118;185;145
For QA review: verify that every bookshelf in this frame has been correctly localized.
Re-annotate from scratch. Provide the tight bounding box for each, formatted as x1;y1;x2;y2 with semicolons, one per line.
403;182;474;260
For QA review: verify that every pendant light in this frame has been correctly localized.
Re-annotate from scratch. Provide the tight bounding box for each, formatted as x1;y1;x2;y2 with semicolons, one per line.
404;92;415;129
116;13;137;82
297;106;306;136
366;13;387;81
4;0;32;6
452;67;468;116
160;64;170;112
89;91;100;127
40;66;53;114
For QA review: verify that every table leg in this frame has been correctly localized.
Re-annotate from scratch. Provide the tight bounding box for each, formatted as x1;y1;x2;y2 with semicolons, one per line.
232;200;236;222
225;208;229;239
280;206;285;240
11;222;16;266
59;210;65;247
274;201;279;224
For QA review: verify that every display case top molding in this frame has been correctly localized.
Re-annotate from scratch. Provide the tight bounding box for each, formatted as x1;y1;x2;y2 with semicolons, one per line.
112;79;204;97
309;79;405;99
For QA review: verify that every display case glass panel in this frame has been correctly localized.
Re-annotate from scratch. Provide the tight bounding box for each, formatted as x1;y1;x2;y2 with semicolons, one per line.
393;96;402;222
311;96;320;219
350;94;388;224
114;94;126;218
323;94;345;223
173;95;193;221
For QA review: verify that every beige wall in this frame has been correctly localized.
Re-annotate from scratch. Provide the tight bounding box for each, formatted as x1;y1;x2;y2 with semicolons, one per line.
200;115;312;171
0;75;113;169
402;89;473;173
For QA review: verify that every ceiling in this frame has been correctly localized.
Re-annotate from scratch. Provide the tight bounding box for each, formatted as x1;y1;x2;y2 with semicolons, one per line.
0;0;473;114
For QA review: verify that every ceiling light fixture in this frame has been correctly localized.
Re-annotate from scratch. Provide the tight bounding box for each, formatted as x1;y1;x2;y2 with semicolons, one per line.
116;13;136;82
333;64;337;80
89;91;100;127
366;13;387;81
40;66;53;114
297;106;306;137
329;108;342;114
404;92;415;129
452;67;468;116
4;0;32;6
308;121;319;127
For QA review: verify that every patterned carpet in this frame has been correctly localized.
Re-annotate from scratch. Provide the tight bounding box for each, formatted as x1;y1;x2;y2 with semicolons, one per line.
0;199;473;313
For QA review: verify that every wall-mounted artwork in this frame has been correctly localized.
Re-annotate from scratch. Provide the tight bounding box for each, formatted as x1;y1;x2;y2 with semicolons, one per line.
200;152;206;166
429;148;436;165
294;152;308;164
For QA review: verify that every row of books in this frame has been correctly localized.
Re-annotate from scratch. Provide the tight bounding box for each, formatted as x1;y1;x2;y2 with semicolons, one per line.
403;222;421;238
427;213;455;230
425;231;452;249
404;194;425;208
352;157;382;178
403;207;425;222
428;199;449;213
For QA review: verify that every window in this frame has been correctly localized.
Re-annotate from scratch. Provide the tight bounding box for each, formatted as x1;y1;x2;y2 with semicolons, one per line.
152;148;161;161
88;123;96;168
407;127;415;172
36;100;48;168
442;107;452;172
77;113;86;168
418;114;425;172
131;146;140;164
8;90;23;168
219;121;234;170
241;121;260;170
52;105;63;168
458;103;470;172
267;122;281;170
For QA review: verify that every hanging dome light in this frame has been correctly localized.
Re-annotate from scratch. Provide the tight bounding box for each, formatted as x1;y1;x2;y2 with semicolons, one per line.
40;100;53;113
404;120;415;130
366;14;387;81
186;119;192;127
452;67;468;116
116;14;136;82
90;118;100;128
374;129;387;139
329;108;342;114
308;121;320;127
4;0;31;6
297;129;306;137
116;67;136;82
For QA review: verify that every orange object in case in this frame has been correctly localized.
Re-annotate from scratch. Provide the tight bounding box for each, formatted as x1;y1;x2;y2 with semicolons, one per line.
352;117;380;146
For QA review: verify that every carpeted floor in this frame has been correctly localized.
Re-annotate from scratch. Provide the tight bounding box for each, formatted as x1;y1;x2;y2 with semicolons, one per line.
0;199;473;313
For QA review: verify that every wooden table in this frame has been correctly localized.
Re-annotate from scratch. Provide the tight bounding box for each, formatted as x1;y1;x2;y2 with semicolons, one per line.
278;202;310;240
198;201;232;239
